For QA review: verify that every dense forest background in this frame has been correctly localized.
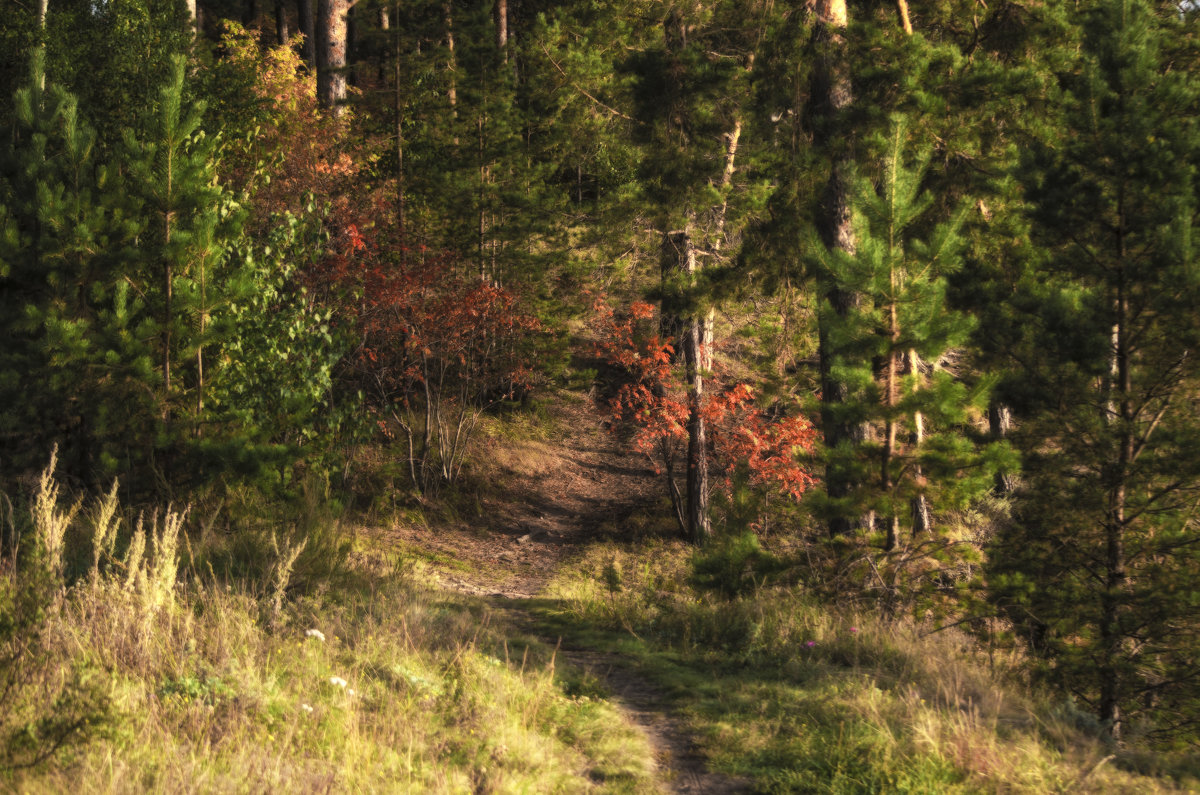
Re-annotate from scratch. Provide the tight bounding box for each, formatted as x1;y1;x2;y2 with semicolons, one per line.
1;0;1199;786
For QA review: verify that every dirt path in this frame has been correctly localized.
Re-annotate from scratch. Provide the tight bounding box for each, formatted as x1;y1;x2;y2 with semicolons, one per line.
389;391;747;793
397;391;662;599
558;649;749;795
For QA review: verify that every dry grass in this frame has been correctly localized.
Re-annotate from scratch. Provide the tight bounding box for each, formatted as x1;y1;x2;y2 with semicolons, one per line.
2;462;660;793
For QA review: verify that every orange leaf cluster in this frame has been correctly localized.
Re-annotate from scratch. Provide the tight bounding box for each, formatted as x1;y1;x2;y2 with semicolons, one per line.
593;297;818;502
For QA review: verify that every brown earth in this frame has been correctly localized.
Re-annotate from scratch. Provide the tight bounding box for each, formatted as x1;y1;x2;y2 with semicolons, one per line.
385;391;748;793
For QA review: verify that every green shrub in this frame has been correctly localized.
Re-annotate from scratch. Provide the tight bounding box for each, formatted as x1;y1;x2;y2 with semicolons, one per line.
690;531;783;599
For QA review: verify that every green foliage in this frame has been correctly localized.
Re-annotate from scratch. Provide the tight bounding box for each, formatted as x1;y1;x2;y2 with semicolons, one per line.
805;118;1012;609
0;52;150;484
42;0;194;159
990;0;1200;743
690;530;781;599
206;211;344;474
545;540;1186;793
1;43;341;494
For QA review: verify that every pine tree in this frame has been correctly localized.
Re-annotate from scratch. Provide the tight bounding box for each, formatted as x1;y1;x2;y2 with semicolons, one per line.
0;53;141;483
807;118;1010;609
991;0;1200;742
121;54;241;480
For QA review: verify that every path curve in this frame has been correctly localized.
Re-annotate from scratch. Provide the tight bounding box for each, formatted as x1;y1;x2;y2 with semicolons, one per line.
393;390;747;793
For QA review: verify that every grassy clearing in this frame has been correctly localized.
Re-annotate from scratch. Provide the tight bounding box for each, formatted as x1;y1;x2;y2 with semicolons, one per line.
1;461;659;793
537;539;1199;794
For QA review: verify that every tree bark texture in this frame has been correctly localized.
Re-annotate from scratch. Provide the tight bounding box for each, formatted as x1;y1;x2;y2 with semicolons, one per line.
664;230;711;544
299;0;316;68
276;0;289;45
812;0;873;537
317;0;348;116
494;0;508;55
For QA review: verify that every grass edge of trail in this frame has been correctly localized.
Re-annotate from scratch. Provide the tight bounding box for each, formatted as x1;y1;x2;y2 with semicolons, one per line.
3;507;663;793
525;538;1200;795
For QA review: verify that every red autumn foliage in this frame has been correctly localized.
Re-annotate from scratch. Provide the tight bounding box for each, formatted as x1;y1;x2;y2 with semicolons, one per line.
592;297;819;504
313;219;540;494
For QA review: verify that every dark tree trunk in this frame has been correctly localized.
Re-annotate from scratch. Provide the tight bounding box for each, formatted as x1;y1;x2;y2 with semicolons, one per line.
812;0;873;537
276;0;289;45
298;0;316;68
663;230;711;544
1100;253;1132;743
346;4;358;87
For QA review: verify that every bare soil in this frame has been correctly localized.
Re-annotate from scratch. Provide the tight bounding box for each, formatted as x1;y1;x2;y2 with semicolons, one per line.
387;391;748;793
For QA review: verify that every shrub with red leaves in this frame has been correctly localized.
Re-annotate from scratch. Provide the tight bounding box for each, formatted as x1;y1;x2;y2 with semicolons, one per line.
593;296;818;527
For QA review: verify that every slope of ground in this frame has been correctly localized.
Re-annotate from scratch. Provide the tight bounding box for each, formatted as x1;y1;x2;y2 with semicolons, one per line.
378;386;1198;794
383;390;749;792
387;391;660;600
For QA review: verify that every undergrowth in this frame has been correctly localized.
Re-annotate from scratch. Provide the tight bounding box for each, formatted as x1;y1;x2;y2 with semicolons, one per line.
0;454;658;793
540;539;1199;794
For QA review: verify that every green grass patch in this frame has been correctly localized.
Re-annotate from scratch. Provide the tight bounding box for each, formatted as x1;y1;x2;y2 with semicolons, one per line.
531;540;1197;794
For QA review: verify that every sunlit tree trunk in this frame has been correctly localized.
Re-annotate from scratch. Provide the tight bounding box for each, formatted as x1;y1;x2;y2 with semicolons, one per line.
494;0;508;56
317;0;347;115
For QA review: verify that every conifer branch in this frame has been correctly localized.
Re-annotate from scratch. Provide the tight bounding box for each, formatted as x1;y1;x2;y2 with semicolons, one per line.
537;42;644;125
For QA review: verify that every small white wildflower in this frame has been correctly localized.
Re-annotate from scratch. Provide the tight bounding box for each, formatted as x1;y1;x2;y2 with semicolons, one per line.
329;676;348;688
347;688;356;697
301;703;314;713
306;629;326;642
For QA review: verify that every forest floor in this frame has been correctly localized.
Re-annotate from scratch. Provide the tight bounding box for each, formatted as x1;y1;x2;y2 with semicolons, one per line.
385;390;748;793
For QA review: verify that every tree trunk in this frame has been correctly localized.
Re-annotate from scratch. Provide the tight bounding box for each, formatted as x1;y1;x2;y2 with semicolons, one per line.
1100;243;1132;742
705;117;742;371
895;0;913;34
346;4;358;87
276;0;289;46
444;2;459;119
389;2;406;245
813;0;872;537
494;0;508;56
988;402;1016;494
298;0;316;68
317;0;347;116
684;313;711;544
881;299;899;551
664;230;711;544
908;349;931;537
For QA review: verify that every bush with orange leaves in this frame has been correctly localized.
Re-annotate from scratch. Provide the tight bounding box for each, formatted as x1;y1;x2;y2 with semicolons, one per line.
593;296;819;534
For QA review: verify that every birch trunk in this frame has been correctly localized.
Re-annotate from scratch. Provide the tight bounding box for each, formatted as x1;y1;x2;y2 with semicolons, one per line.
664;230;711;544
